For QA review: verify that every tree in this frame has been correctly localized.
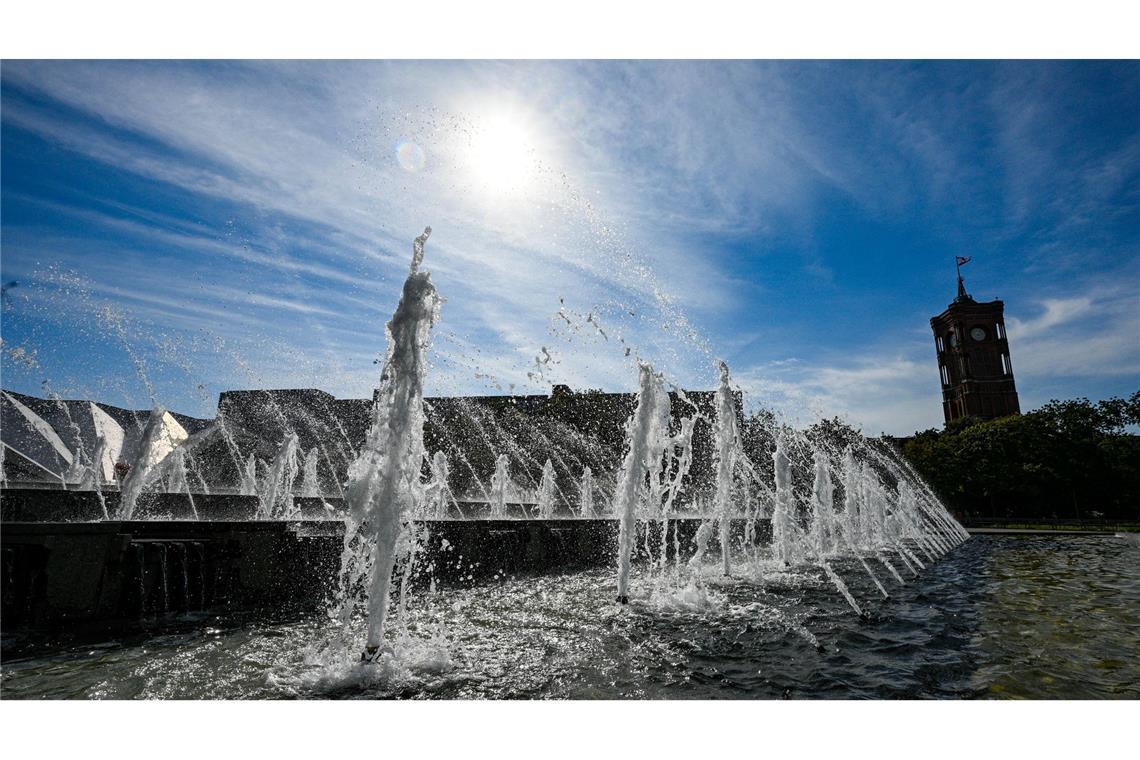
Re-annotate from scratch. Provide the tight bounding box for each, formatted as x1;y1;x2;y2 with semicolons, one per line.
900;391;1140;522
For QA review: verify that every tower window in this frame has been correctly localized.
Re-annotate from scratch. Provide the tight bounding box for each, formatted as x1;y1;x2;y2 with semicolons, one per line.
1001;354;1011;376
940;365;950;386
936;335;945;352
995;323;1004;340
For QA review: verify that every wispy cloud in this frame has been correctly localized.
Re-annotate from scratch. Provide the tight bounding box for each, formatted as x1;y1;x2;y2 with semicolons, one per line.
2;61;1137;431
1006;285;1140;383
734;353;942;435
1006;297;1095;341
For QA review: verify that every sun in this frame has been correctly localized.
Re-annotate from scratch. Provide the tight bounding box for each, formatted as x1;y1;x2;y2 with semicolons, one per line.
466;111;540;195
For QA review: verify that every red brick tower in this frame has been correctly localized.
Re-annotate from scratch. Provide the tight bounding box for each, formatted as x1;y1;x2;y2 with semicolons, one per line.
930;261;1021;424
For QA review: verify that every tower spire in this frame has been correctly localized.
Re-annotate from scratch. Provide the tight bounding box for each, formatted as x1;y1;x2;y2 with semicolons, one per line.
954;256;973;302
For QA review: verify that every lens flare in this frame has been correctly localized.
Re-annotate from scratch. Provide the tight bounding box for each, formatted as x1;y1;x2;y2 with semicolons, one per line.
395;140;426;172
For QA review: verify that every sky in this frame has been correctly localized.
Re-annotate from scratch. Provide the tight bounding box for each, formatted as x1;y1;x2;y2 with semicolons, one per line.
1;60;1138;435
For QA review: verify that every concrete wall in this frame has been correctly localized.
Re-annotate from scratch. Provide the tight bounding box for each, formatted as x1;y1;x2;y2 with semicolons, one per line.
2;520;338;638
0;488;340;522
1;489;769;642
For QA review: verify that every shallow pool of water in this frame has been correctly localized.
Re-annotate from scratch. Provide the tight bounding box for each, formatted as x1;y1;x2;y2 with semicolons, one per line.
3;534;1137;699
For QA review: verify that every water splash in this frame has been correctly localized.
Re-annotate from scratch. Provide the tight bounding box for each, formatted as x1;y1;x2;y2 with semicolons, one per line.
820;560;863;616
300;447;321;498
117;406;173;519
257;432;300;519
770;435;797;566
164;446;199;519
489;453;511;518
336;227;441;660
808;450;835;556
614;362;671;603
240;454;259;496
426;451;454;518
536;458;556;518
712;361;740;577
579;466;595;517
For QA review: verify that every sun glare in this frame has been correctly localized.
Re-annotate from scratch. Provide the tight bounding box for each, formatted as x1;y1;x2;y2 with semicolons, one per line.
466;111;540;195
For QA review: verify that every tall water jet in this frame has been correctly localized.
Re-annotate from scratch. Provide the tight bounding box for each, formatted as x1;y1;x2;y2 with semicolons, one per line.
78;434;110;518
490;454;510;517
117;406;171;519
427;451;452;518
809;450;835;556
862;463;886;547
49;391;95;491
77;435;108;490
841;447;861;548
257;432;300;519
166;447;189;494
614;362;671;604
657;414;696;571
215;409;252;491
63;445;91;487
771;435;796;566
164;446;199;519
90;403;124;484
536;458;556;518
712;361;740;576
240;454;259;496
579;466;595;517
300;447;320;498
339;226;440;661
893;484;933;565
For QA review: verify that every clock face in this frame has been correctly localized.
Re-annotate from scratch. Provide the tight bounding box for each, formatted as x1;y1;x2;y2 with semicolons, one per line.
948;333;958;347
970;327;986;342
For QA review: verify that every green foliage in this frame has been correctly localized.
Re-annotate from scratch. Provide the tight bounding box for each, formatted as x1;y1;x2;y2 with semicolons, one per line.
804;416;864;452
901;392;1140;521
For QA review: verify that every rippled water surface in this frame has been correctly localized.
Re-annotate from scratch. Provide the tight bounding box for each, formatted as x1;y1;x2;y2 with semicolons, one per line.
3;535;1137;699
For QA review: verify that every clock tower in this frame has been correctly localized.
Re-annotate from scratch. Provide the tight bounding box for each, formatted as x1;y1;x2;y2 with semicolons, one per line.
930;264;1021;424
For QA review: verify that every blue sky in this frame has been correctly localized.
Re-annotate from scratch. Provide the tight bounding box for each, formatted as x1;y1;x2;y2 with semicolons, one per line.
1;60;1137;435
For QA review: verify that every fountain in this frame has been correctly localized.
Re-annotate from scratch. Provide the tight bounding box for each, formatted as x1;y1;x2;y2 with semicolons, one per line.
76;434;110;517
579;466;595;517
240;453;259;496
336;226;441;661
257;432;300;520
425;451;453;518
808;450;835;556
489;453;511;518
164;446;199;519
0;228;978;692
536;458;556;518
712;361;740;577
117;405;175;519
770;435;797;567
300;447;321;498
613;362;672;604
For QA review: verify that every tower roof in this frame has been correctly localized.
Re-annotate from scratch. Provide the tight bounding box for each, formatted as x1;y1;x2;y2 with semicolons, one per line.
955;272;975;303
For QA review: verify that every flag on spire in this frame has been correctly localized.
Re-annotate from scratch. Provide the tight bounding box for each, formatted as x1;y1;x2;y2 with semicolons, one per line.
955;256;973;300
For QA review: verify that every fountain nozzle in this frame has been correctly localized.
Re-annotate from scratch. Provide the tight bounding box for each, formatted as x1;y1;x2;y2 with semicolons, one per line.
616;595;629;605
361;645;380;663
